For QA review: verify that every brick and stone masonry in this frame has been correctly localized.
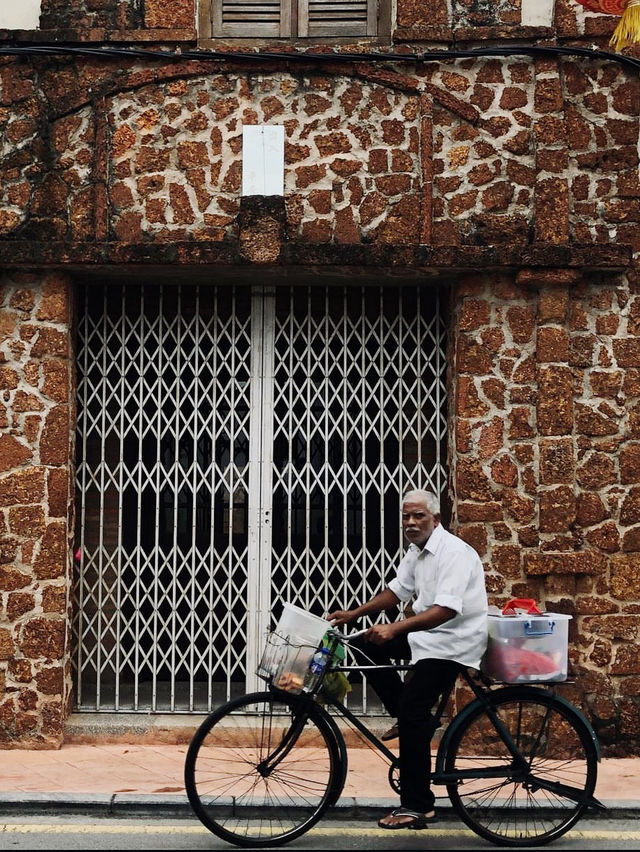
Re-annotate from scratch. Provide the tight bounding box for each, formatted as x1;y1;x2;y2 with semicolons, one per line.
0;273;75;747
452;271;640;750
0;0;640;752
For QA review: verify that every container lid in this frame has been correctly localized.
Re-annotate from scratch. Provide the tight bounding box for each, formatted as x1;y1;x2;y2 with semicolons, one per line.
488;612;572;621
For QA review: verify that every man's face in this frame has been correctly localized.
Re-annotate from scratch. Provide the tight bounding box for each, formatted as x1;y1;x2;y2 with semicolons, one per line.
402;497;439;547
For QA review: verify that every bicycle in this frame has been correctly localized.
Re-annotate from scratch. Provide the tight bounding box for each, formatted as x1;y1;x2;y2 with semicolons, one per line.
184;627;604;849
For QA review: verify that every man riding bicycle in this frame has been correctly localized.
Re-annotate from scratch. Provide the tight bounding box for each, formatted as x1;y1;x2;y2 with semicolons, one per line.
328;488;488;830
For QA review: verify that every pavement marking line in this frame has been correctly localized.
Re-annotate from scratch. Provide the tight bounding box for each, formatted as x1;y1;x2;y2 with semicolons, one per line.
1;826;208;834
3;824;640;840
316;828;640;840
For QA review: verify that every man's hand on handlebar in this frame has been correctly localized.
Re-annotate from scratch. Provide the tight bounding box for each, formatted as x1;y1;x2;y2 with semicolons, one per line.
365;622;400;644
327;610;401;644
327;609;357;627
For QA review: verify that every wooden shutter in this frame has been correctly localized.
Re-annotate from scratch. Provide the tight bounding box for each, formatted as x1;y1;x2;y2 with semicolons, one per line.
212;0;292;37
298;0;377;36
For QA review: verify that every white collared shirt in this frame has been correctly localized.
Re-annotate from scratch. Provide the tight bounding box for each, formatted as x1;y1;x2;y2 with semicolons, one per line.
387;523;488;669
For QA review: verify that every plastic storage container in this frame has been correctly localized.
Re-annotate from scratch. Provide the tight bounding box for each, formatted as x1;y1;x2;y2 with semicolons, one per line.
481;612;572;683
257;603;331;694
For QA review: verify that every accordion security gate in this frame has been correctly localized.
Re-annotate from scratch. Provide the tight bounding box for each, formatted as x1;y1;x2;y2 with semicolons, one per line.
74;282;447;713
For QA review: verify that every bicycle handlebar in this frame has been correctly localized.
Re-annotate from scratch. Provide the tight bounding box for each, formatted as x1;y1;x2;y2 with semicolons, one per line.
326;626;369;643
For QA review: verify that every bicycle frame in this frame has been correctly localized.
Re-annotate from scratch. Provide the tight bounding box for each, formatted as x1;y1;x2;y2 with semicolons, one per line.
434;668;537;783
316;663;497;769
301;639;604;813
433;677;604;810
183;629;605;850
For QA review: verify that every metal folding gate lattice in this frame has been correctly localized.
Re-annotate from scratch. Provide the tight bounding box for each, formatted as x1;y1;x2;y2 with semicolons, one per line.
74;282;448;713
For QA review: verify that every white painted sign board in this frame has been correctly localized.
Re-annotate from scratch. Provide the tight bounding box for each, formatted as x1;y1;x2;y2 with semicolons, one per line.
242;125;285;197
521;0;554;27
0;0;41;29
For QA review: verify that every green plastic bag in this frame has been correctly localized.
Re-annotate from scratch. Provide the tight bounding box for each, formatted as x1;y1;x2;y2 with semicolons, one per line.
316;632;351;704
319;671;352;703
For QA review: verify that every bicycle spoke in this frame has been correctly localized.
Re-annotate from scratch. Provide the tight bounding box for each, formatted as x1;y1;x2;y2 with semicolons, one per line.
185;649;599;850
444;689;598;847
185;692;340;847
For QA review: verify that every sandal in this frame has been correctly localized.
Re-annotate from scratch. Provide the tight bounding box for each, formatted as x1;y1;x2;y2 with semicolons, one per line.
380;722;399;741
377;807;437;830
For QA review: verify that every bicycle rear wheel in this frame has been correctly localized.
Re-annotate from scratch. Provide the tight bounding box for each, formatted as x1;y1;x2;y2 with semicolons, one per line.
184;690;342;848
443;687;598;847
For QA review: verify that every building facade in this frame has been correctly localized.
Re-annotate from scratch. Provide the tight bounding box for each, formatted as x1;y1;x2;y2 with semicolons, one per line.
1;0;640;754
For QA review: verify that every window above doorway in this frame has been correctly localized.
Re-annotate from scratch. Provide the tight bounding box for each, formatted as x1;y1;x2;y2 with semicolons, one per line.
200;0;385;39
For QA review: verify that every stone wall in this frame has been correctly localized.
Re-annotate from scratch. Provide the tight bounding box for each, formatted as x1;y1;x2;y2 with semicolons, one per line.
18;0;635;44
1;0;640;753
0;52;638;252
0;273;74;748
450;269;640;752
107;72;423;246
38;0;194;35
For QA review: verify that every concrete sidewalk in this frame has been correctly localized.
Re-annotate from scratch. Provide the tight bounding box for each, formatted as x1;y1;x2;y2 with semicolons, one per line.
1;738;640;818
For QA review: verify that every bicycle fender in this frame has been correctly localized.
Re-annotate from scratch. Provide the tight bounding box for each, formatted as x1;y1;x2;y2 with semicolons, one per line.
435;684;601;777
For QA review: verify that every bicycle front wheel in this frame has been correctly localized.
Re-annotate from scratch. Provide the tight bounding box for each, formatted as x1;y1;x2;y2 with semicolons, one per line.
184;690;342;848
444;687;598;847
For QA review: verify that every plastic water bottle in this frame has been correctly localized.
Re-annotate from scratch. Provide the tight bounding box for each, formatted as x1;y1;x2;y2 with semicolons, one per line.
303;647;330;691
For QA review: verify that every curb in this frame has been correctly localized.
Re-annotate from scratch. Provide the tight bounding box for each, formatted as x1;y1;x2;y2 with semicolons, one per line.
0;793;638;820
0;792;192;818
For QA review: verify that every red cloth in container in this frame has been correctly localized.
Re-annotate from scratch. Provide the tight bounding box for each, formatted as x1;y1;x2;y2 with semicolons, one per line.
485;644;559;682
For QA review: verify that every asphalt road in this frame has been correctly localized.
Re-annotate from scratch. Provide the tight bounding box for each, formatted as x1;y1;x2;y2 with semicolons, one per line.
1;814;639;851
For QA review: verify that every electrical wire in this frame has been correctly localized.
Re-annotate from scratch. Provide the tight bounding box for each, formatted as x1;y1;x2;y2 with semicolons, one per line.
0;41;639;72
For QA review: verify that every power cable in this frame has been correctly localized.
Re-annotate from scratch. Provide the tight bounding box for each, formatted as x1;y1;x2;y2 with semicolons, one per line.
0;42;639;72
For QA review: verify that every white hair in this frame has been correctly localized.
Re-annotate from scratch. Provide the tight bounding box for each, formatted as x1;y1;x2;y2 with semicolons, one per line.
402;489;440;516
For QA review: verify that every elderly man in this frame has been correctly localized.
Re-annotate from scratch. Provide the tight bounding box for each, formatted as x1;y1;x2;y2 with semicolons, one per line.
328;489;488;830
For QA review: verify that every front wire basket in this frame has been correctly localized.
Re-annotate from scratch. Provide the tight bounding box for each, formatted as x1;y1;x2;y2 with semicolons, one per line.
257;630;320;694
